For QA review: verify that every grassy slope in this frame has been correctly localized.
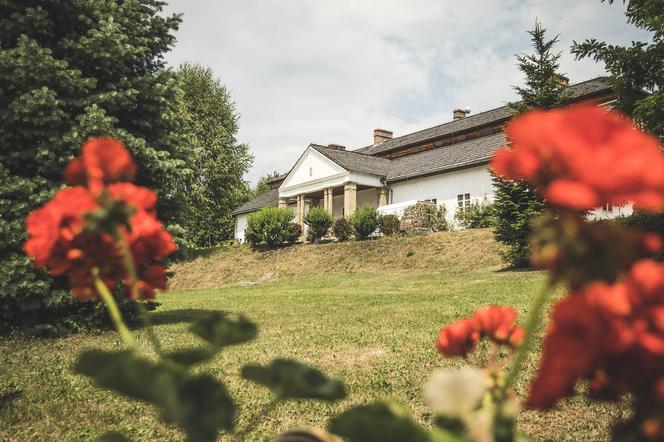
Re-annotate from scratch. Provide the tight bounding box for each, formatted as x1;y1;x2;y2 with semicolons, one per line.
0;230;624;441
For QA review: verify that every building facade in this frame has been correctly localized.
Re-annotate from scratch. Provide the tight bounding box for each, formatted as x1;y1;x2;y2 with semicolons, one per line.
232;77;630;242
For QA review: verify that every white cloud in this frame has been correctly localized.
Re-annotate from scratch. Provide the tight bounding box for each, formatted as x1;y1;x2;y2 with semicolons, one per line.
163;0;649;184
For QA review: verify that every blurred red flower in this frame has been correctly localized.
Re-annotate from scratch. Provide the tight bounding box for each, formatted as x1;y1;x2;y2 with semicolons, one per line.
437;305;524;357
491;104;664;211
24;138;175;300
527;259;664;409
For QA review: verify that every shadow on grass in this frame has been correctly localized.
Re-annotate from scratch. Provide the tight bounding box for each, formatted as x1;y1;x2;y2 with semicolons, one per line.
494;266;539;273
0;387;22;409
148;308;223;326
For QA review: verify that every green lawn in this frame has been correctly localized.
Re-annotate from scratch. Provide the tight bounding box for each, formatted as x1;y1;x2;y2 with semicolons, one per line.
1;269;625;441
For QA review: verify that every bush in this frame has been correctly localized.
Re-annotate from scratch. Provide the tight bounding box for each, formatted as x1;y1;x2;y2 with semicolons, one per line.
350;205;380;240
454;198;496;229
304;207;333;243
245;207;295;248
379;214;401;236
618;210;664;261
333;218;353;241
286;223;302;245
402;202;449;233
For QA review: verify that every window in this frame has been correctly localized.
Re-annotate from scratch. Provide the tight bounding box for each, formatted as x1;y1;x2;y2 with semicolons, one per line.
309;167;313;177
603;202;614;212
425;198;437;204
457;193;471;209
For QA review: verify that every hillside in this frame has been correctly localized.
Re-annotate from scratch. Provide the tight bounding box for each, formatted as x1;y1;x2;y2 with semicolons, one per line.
168;228;504;290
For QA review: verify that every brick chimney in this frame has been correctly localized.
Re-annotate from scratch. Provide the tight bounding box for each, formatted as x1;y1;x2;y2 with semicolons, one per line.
453;108;470;120
552;73;569;87
373;128;393;145
328;143;346;151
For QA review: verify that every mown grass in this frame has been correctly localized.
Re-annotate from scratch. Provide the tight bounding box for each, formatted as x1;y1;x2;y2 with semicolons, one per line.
1;232;626;441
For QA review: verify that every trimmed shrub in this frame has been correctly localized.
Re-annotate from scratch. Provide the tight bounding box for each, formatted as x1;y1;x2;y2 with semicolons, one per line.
350;204;380;240
402;202;449;233
379;214;401;236
245;207;295;248
304;207;333;243
454;198;496;229
618;210;664;261
286;223;302;245
333;218;353;242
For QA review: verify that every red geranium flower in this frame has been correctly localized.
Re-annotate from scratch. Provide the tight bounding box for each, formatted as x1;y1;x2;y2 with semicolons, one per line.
437;305;524;357
24;138;175;300
527;259;664;409
491;104;664;211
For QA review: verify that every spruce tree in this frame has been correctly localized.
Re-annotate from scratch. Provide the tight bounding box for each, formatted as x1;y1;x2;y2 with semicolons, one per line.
492;22;570;267
178;63;254;248
0;1;191;329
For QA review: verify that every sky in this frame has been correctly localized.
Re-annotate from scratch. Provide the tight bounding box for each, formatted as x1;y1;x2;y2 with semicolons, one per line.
163;0;650;185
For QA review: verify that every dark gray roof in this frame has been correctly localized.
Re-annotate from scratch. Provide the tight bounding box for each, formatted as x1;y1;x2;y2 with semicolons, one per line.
356;77;611;156
310;144;392;176
386;132;506;181
230;189;279;216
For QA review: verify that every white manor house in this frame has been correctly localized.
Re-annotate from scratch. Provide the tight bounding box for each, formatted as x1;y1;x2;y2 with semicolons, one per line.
232;77;631;242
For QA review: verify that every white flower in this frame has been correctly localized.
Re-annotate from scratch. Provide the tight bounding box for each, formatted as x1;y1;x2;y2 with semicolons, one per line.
424;367;488;417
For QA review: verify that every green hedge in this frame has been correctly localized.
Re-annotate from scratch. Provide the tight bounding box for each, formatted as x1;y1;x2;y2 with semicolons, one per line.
245;207;296;248
304;207;333;243
350;205;380;240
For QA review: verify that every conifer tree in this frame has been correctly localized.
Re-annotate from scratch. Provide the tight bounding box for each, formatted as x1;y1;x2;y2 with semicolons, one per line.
492;22;570;267
0;1;190;329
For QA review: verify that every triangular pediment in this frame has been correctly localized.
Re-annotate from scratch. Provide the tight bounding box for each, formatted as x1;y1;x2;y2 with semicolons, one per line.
279;146;347;190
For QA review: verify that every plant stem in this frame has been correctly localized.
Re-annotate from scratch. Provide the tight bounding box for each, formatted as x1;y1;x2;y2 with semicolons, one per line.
112;226;163;356
92;267;135;348
505;281;553;387
111;227;139;300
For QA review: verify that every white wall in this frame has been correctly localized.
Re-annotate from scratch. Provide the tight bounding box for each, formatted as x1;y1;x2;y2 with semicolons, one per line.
234;213;249;243
390;165;494;221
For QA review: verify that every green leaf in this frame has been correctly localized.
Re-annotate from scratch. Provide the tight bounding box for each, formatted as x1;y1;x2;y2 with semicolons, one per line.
164;347;214;368
328;401;431;442
191;312;257;348
241;359;345;401
75;350;235;442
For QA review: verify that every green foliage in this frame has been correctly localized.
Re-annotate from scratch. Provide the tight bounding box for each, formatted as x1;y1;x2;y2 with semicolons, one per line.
492;21;565;268
241;359;346;401
454;199;495;229
75;350;235;442
177;63;253;248
304;206;333;243
350;204;380;240
252;171;281;199
379;214;401;236
245;207;295;248
328;401;433;442
492;179;545;268
286;223;302;245
333;217;353;241
190;312;257;348
402;202;449;233
573;0;664;140
618;210;664;261
0;1;189;329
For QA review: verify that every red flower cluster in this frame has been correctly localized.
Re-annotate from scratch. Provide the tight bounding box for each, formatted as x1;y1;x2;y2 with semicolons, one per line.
24;138;176;300
437;306;524;357
491;104;664;211
528;259;664;411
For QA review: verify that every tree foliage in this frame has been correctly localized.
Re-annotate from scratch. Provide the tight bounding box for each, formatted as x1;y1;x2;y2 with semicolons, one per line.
252;171;281;199
492;21;568;268
573;0;664;257
0;1;189;329
572;0;664;140
177;63;253;248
